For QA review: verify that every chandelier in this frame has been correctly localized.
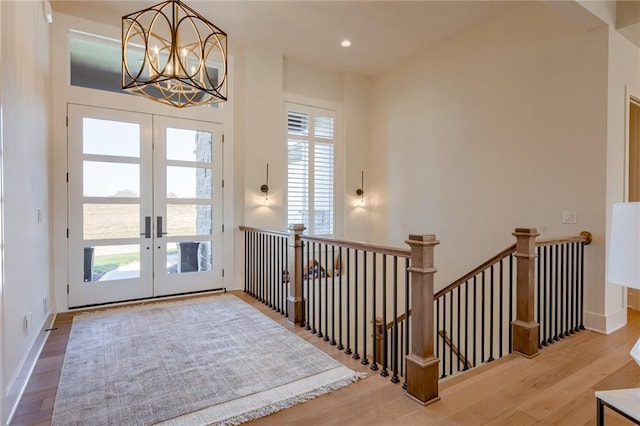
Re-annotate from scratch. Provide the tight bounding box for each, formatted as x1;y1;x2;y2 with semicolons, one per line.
122;0;227;108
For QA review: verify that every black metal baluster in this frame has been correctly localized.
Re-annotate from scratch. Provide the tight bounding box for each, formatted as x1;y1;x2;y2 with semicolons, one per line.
499;259;504;357
481;270;486;362
311;242;318;334
381;254;389;377
264;233;268;304
536;247;541;348
280;237;288;316
324;244;330;341
547;246;554;345
256;233;260;300
561;244;566;338
463;280;469;371
284;235;289;317
568;243;574;334
391;257;399;383
441;292;447;378
542;246;549;346
553;247;560;342
403;257;410;388
243;231;248;292
371;253;378;371
473;275;477;367
277;236;282;313
436;297;442;378
488;265;494;362
579;242;585;330
259;233;264;302
266;235;270;307
449;287;454;376
345;248;352;355
571;243;580;333
457;285;461;373
259;233;263;300
337;247;344;350
317;243;323;338
270;235;275;308
305;240;311;331
562;244;571;337
353;249;360;360
249;232;257;297
509;254;513;352
331;244;337;345
362;251;369;364
273;235;277;309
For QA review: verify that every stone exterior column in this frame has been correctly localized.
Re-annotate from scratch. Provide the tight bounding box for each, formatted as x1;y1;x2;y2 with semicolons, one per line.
405;234;440;406
512;228;540;358
287;224;306;325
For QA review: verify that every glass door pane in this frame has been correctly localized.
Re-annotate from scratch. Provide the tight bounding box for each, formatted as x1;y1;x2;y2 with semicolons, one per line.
67;104;154;307
153;117;223;296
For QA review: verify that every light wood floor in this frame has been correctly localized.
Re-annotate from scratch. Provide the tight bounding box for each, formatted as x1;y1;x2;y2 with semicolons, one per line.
9;291;640;425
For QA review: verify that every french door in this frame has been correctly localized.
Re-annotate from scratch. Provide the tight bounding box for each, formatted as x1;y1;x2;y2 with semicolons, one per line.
67;104;223;307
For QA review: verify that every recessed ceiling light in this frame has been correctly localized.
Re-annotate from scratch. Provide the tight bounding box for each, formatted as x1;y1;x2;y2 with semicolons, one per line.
341;40;351;47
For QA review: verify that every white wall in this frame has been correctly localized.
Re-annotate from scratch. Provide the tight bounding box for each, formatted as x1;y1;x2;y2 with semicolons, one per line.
601;26;640;332
0;1;53;421
370;2;609;324
241;48;286;230
0;2;4;422
237;53;372;239
576;0;640;332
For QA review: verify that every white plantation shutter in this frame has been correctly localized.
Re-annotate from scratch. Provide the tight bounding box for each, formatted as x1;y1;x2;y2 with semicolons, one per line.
287;103;335;235
287;139;308;227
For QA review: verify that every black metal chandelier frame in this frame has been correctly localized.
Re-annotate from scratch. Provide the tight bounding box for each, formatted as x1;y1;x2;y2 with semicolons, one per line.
122;0;228;108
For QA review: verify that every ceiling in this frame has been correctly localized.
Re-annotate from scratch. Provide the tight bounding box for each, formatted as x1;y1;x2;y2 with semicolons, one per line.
51;1;525;76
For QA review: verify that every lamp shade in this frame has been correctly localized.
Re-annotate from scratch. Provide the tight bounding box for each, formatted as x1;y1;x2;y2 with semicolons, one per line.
608;202;640;289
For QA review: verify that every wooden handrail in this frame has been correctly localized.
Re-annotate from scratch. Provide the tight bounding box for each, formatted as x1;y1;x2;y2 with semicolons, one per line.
434;244;516;299
438;330;472;371
386;310;412;330
535;231;592;247
300;234;411;258
239;225;290;237
434;230;592;300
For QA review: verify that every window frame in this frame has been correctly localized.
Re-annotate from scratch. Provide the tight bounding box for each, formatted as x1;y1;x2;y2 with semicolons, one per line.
286;101;337;236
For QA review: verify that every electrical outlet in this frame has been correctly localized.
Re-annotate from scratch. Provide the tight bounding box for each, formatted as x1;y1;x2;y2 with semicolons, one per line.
43;295;48;314
562;211;577;224
37;208;43;224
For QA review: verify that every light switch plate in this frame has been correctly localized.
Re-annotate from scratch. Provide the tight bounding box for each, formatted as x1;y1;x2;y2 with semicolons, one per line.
562;211;577;224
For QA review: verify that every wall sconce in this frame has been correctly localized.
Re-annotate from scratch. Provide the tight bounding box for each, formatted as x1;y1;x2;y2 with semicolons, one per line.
260;163;269;205
356;170;365;207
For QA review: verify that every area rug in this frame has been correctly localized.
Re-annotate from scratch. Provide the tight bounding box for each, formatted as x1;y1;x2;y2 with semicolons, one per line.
52;295;365;426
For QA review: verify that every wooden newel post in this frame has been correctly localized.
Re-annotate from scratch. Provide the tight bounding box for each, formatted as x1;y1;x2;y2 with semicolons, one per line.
287;224;306;325
374;317;383;362
512;227;540;358
405;234;440;406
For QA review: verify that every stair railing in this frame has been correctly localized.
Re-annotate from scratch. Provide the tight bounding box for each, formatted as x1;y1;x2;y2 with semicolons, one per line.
240;224;592;405
433;228;592;379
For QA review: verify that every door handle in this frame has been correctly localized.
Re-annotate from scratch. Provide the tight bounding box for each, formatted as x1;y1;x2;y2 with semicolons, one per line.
157;216;169;238
140;216;151;239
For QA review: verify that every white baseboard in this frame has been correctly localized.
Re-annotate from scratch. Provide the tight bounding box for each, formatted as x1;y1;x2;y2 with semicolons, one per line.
584;308;627;334
5;312;56;426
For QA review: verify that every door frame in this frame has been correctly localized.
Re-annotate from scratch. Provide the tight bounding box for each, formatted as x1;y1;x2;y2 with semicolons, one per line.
66;104;227;308
626;90;640;311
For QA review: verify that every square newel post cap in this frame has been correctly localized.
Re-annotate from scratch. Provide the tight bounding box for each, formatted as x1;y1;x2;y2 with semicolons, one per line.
288;223;306;233
405;234;439;247
512;228;540;238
